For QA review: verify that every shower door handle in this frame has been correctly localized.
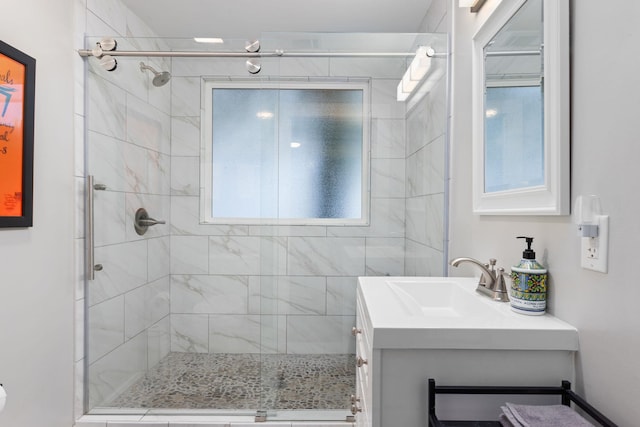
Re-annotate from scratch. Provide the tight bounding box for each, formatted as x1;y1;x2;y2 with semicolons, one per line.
86;175;106;280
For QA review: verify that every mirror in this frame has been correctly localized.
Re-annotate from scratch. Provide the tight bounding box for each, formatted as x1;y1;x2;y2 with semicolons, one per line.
472;0;569;215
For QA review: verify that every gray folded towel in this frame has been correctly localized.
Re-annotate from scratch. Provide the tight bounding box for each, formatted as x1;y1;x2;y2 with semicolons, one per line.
500;402;595;427
499;411;515;427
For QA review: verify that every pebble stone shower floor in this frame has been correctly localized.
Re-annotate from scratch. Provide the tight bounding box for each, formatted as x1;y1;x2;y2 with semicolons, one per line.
108;352;356;410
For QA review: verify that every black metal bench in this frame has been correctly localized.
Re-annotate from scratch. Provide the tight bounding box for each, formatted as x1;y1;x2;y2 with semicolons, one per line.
428;379;617;427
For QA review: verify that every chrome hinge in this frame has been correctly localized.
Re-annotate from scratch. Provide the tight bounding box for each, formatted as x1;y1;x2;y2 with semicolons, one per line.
346;415;356;422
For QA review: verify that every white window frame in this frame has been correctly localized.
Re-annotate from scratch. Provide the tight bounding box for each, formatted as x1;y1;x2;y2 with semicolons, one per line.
199;78;371;226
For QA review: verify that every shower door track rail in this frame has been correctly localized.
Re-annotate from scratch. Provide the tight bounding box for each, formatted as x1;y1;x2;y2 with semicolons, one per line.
78;49;439;59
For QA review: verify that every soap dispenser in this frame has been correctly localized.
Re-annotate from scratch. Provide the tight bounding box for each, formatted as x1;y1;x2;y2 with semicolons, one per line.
510;236;548;315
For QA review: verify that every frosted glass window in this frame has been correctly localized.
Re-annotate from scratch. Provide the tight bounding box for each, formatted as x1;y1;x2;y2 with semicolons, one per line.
484;86;544;193
201;80;369;224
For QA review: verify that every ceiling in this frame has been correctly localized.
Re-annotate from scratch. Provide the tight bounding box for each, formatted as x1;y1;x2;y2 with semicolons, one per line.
120;0;433;39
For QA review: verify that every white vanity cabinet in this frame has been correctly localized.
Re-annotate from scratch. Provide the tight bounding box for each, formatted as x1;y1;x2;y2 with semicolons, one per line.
354;277;579;427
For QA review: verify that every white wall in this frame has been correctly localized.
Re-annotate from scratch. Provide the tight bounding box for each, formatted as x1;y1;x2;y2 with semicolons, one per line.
0;0;76;426
450;1;639;424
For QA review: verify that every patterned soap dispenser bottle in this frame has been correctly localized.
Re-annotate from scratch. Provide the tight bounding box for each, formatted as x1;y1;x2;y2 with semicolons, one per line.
509;236;548;315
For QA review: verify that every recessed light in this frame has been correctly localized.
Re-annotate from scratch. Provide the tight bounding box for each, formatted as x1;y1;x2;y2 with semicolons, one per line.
256;111;274;119
290;142;301;148
194;38;224;44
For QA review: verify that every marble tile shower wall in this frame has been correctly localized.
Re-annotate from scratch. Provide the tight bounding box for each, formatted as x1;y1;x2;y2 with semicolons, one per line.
169;57;411;355
405;76;447;276
77;0;174;410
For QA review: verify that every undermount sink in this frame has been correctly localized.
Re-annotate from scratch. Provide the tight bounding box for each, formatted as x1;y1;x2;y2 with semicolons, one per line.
357;276;579;351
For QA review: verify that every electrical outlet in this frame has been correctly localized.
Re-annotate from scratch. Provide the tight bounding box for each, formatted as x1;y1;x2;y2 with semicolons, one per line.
581;215;609;273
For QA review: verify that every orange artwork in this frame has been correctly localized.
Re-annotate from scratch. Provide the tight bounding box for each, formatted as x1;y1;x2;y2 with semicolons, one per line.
0;52;25;217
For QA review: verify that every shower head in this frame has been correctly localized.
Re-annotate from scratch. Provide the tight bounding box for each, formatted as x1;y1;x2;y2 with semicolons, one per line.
139;62;171;87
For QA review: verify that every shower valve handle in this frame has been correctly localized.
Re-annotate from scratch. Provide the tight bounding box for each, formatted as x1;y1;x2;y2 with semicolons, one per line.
137;218;166;226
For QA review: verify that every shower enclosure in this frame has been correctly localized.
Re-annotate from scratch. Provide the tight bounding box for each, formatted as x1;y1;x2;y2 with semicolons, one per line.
82;31;448;422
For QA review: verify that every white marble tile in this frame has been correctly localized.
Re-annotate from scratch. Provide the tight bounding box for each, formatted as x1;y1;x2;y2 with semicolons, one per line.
371;158;405;199
406;195;428;246
171;314;209;353
87;131;127;192
330;57;405;79
90;240;148;306
371;118;406;159
88;296;124;363
406;135;445;198
126;94;171;155
277;276;327;315
405;240;445;277
209;236;287;276
170;236;209;274
327;198;404;238
425;193;445;252
209;314;261;353
170;196;249;236
94;190;127;247
287;315;356;354
248;225;327;237
122;140;149;194
406;93;429;156
147;316;171;369
256;276;327;315
171;275;249;314
287;237;366;276
365;237;405;276
124;277;170;339
423;77;448;146
371;78;406;120
261;314;287;354
326;277;357;316
86;72;126;140
146;149;171;195
148;236;170;282
171;156;199;196
87;0;127;36
248;276;262;315
171;116;201;157
172;77;201;117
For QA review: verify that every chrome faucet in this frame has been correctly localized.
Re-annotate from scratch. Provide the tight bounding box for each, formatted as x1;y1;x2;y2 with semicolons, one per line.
450;257;509;302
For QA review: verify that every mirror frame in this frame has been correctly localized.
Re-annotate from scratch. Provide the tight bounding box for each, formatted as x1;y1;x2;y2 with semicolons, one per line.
472;0;569;215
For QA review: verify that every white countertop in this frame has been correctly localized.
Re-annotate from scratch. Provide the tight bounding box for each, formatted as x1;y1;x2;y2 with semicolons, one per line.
357;276;579;351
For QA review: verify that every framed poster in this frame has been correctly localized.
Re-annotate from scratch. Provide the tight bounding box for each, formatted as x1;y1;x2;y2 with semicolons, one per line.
0;40;35;227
